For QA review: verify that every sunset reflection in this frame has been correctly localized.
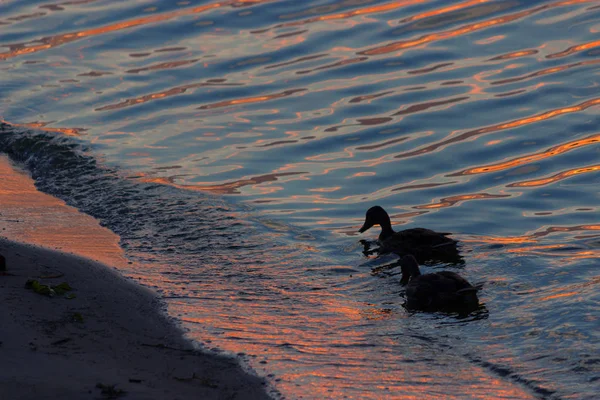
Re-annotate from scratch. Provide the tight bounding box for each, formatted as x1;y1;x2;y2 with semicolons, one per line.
400;0;492;23
491;59;600;85
358;0;596;56
2;119;84;137
474;224;600;247
269;0;427;30
452;134;600;176
95;80;245;112
414;193;510;209
395;98;600;160
547;38;600;58
488;49;538;61
508;164;600;187
2;0;600;398
139;171;304;194
198;89;307;110
0;0;275;61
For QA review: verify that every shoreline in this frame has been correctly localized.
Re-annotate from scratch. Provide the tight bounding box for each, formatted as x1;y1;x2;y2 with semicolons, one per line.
0;155;271;399
0;238;271;399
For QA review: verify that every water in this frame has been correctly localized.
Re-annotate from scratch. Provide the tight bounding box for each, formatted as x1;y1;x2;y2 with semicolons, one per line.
1;0;599;398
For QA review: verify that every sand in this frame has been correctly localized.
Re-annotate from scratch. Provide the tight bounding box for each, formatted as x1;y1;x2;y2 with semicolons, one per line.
0;155;126;267
0;154;271;399
0;238;271;400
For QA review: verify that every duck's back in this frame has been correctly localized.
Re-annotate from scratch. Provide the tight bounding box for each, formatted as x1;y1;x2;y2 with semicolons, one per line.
389;228;454;246
405;271;478;311
380;228;459;263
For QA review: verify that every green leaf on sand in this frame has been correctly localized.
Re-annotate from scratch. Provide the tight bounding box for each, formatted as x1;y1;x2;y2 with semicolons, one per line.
71;312;84;323
25;280;73;298
96;383;127;398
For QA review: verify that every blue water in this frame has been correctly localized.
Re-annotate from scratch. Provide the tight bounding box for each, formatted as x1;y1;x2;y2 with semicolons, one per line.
1;1;600;398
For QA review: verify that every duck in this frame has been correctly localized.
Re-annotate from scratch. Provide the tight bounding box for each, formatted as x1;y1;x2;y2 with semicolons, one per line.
399;255;479;312
358;205;461;264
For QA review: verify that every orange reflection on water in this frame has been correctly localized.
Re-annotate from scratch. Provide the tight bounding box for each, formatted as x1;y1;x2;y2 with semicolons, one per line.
362;0;595;57
508;243;575;252
312;0;426;22
489;49;539;61
491;59;600;85
508;164;600;187
395;97;600;160
359;0;587;56
414;192;510;209
468;235;537;244
272;0;427;30
533;224;600;238
475;224;600;247
309;187;341;193
469;98;600;133
349;172;376;178
539;291;579;302
326;96;469;132
139;171;304;194
0;0;274;61
1;119;84;136
95;80;244;111
452;134;600;176
547;38;600;59
508;245;600;260
198;89;307;110
392;182;453;192
401;0;492;23
176;289;536;400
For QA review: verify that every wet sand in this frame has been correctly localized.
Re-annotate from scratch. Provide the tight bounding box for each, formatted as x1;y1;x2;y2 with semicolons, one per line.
0;239;270;399
0;156;271;399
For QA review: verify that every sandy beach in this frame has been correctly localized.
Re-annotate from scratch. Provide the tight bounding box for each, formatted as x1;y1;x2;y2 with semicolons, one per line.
0;156;271;399
0;238;271;400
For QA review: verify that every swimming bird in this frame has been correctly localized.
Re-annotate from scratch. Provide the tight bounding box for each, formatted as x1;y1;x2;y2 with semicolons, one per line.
358;205;461;264
400;255;479;312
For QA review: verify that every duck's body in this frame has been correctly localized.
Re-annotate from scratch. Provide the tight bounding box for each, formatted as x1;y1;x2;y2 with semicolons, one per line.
358;206;460;264
400;255;479;312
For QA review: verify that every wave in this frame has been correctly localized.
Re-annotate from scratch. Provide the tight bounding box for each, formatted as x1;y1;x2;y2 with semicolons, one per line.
0;122;267;267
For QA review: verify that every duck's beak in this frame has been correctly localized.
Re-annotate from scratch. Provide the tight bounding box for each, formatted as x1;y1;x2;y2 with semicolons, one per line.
358;220;373;233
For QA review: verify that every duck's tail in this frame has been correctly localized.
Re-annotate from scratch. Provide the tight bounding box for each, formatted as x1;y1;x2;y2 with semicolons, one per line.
456;286;480;310
431;239;458;248
456;282;484;295
456;287;478;294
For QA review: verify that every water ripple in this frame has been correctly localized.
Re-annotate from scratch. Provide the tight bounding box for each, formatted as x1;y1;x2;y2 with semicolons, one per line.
2;0;600;398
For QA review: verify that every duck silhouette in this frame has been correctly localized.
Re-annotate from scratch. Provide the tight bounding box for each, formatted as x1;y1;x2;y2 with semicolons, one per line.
358;206;461;264
400;255;480;312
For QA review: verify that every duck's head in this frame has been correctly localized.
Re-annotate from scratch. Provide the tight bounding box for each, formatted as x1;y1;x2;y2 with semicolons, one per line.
358;206;392;234
400;254;421;278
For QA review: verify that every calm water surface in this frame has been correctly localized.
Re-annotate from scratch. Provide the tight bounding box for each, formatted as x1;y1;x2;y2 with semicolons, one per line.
1;0;599;398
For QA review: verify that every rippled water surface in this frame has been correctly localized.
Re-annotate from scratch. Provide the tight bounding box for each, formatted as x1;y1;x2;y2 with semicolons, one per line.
2;0;600;398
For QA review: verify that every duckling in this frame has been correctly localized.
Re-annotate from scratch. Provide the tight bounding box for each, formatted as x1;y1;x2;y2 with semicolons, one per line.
400;255;479;312
358;206;461;264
